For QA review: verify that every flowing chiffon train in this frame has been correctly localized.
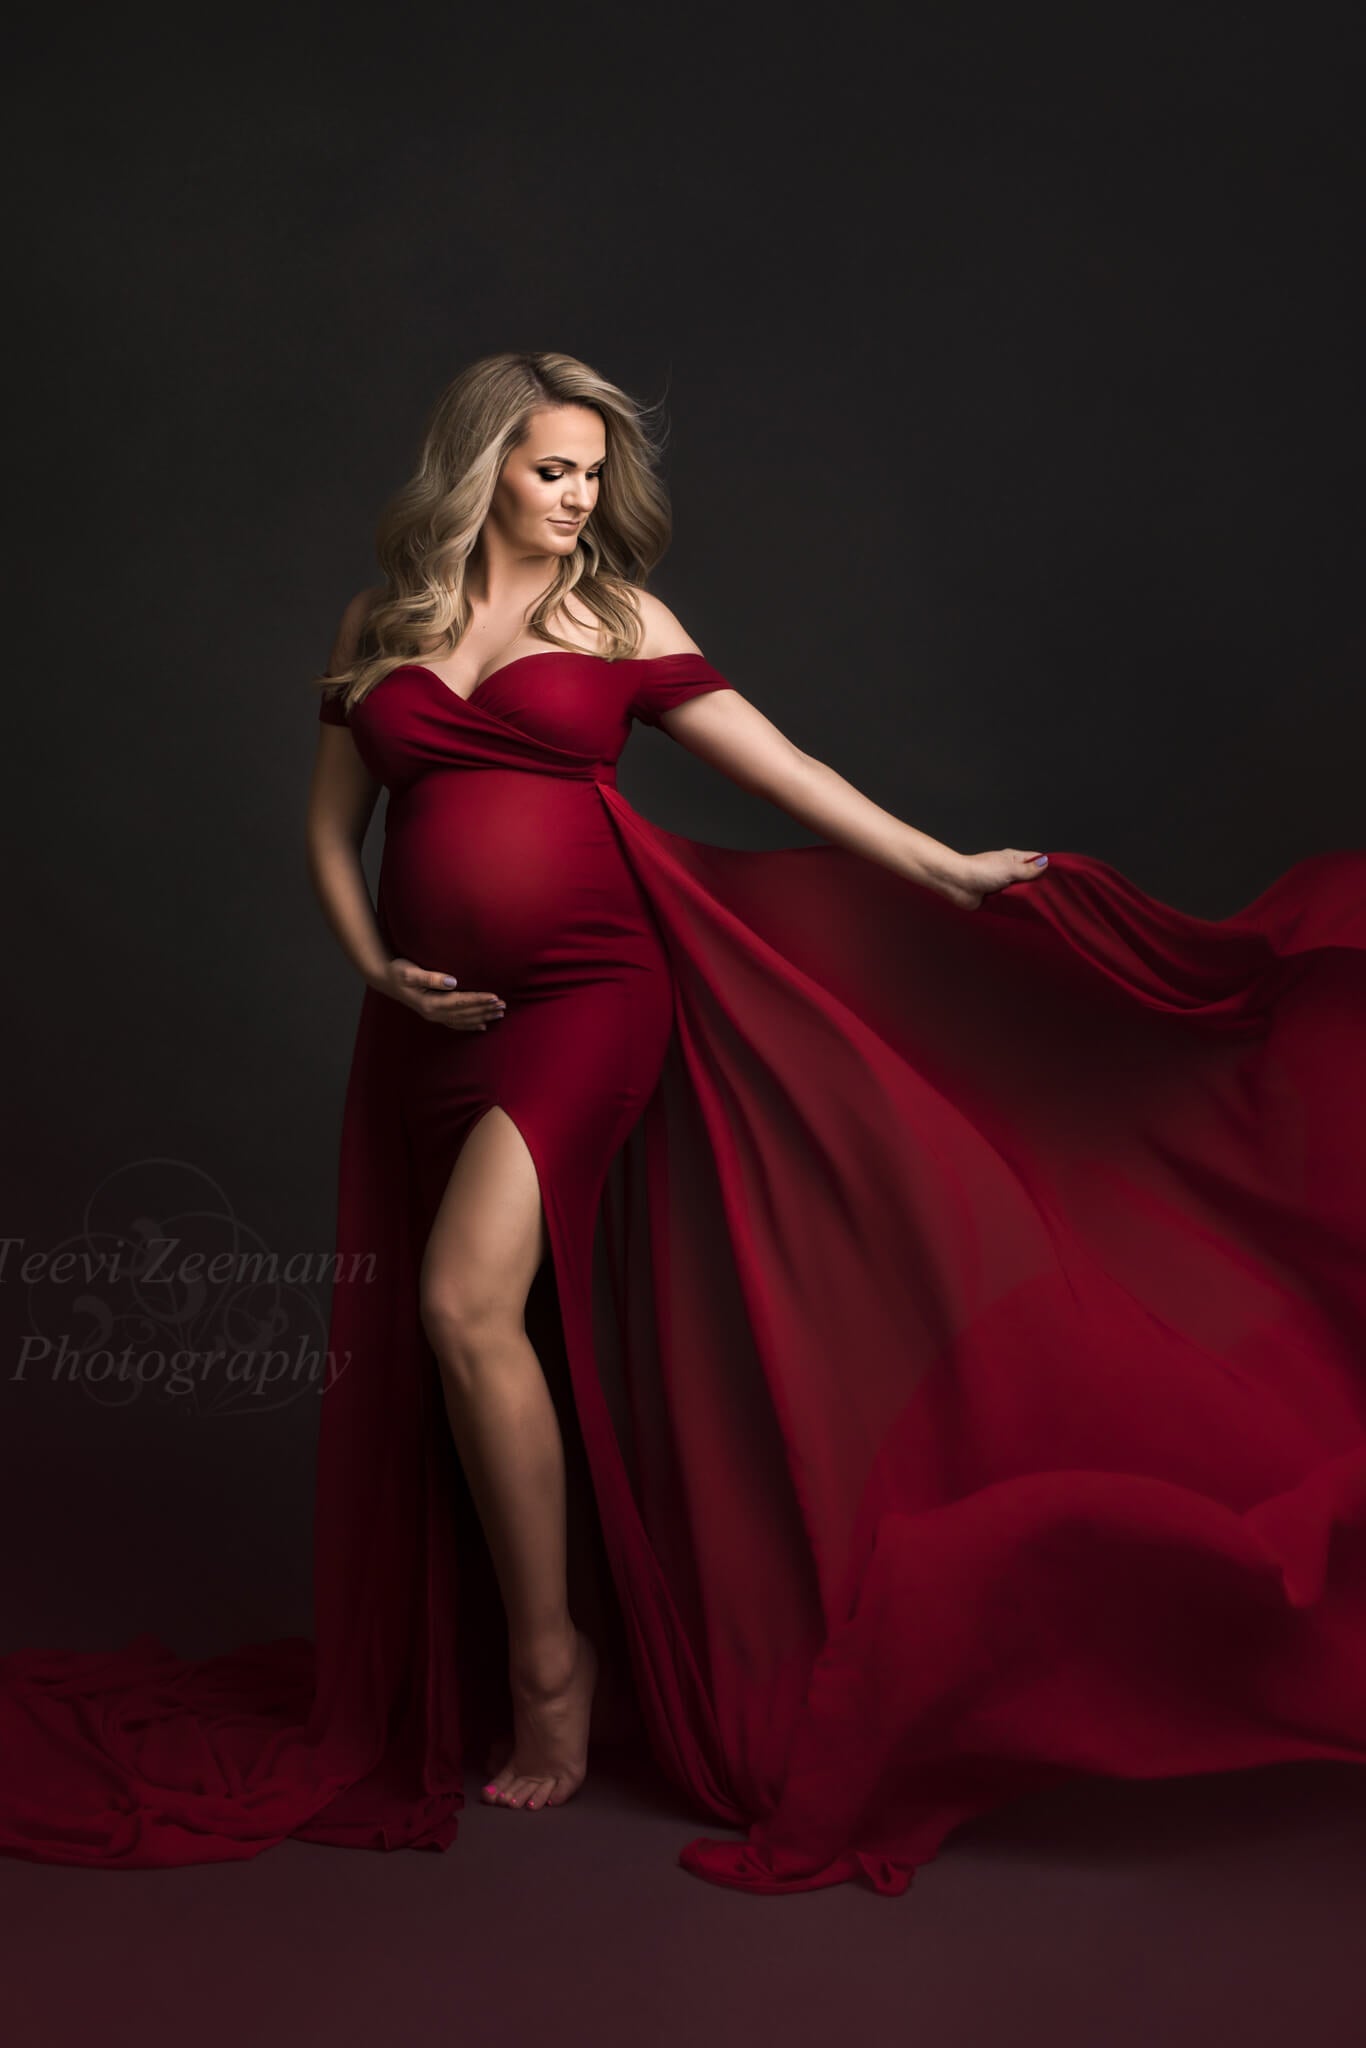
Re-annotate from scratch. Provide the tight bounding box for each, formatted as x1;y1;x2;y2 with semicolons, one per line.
1;649;1363;1894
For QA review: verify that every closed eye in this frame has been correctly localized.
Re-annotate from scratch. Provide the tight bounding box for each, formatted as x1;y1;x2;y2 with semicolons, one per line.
539;468;604;482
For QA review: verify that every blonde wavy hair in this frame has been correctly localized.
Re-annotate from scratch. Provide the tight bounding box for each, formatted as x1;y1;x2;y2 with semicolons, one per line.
314;351;673;714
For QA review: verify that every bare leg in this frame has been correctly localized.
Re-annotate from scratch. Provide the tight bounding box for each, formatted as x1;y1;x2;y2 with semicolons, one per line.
419;1104;598;1812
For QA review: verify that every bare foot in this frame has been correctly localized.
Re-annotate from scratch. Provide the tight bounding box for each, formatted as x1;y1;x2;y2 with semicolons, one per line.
481;1629;598;1811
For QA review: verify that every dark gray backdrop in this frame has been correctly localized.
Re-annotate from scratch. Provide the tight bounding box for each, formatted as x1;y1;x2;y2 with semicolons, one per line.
3;5;1363;1649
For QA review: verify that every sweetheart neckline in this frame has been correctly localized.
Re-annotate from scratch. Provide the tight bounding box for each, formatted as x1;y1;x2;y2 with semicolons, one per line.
393;648;709;707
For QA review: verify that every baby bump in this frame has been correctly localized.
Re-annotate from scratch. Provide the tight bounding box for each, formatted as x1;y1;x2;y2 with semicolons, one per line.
378;768;665;997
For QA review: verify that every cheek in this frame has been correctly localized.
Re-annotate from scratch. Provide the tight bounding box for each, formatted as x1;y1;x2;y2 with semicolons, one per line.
501;475;550;520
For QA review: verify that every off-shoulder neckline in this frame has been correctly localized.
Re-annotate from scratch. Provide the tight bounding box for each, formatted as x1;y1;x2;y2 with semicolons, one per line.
393;648;711;708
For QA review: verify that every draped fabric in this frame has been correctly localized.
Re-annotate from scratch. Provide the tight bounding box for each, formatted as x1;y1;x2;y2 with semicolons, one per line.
1;650;1364;1894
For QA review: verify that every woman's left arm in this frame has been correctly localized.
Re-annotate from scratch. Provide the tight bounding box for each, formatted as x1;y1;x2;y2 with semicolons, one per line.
660;688;1050;910
633;593;1049;909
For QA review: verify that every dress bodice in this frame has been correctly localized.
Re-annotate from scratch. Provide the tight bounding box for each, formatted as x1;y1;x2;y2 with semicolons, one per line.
317;650;735;792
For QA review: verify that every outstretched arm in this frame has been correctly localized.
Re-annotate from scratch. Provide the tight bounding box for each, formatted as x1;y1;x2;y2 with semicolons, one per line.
634;594;1050;910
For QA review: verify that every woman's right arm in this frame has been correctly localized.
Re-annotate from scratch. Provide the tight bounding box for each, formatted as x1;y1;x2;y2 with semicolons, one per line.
305;592;509;1032
305;589;394;990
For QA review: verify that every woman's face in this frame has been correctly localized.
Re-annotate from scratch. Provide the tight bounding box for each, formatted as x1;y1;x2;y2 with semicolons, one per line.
489;404;606;559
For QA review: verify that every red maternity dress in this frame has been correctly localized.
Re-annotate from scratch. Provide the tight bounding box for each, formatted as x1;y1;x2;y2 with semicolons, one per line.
2;647;1365;1896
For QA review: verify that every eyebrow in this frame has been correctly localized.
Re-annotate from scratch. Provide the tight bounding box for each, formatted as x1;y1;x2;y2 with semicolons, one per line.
534;455;607;467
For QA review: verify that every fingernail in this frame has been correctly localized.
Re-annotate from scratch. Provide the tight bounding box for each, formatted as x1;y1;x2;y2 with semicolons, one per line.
441;975;457;986
1035;855;1048;866
482;1782;496;1796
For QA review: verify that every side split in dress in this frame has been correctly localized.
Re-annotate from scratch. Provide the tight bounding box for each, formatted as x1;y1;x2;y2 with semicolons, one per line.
2;649;1364;1895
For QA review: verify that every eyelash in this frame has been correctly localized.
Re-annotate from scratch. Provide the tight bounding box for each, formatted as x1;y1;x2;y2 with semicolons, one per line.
538;469;604;483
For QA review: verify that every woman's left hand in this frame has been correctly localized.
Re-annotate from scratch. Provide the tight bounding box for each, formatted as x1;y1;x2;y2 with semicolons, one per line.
939;848;1050;911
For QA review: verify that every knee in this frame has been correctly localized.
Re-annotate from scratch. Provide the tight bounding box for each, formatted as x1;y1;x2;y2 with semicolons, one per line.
419;1270;517;1373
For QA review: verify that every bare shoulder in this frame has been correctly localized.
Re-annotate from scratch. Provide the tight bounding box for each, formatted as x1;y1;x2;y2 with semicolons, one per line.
326;582;386;674
629;586;704;660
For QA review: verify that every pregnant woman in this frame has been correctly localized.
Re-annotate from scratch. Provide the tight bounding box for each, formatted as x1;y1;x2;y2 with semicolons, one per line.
308;354;1051;1828
2;350;1365;1896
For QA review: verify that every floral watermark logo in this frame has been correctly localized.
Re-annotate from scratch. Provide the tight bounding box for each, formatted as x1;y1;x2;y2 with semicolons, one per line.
6;1157;369;1417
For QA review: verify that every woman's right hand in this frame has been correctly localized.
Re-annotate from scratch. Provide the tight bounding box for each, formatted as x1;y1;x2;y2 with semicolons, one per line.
370;958;507;1030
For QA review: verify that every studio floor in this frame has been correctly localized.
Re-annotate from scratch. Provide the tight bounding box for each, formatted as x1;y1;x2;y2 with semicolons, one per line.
5;1746;1365;2048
